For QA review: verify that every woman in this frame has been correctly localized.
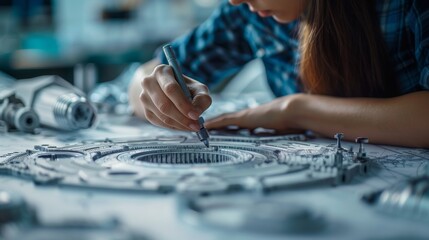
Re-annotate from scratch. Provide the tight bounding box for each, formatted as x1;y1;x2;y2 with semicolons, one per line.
129;0;429;148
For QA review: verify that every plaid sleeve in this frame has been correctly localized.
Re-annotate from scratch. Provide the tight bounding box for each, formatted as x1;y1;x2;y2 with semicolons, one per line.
157;1;255;89
407;0;429;90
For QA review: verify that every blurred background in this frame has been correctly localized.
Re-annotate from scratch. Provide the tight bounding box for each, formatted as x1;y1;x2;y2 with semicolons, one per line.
0;0;218;83
0;0;270;132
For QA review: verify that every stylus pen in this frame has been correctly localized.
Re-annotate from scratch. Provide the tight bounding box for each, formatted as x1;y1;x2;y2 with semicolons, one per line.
163;44;210;147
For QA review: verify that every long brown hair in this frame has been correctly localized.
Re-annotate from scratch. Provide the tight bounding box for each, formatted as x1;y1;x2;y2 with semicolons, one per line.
299;0;397;97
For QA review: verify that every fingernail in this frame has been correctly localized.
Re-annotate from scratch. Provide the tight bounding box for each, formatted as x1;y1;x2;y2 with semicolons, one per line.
189;123;200;131
188;111;199;120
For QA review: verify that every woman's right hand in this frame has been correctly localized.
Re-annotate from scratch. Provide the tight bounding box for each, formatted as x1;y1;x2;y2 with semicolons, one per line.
139;64;212;131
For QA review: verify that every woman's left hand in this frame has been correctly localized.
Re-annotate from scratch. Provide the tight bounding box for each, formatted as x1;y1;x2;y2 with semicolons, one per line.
205;94;305;133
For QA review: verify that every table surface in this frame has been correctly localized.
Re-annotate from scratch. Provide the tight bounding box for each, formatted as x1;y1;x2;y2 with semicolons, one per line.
0;113;428;240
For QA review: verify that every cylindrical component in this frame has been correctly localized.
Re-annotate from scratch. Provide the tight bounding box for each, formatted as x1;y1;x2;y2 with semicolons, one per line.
355;137;369;160
355;137;369;151
2;103;39;133
197;117;210;147
334;133;344;149
334;151;343;168
32;85;96;131
54;93;96;130
0;90;40;133
163;44;210;147
163;44;193;100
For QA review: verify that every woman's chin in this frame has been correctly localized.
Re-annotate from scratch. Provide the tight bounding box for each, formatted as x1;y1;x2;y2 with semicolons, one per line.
273;14;298;24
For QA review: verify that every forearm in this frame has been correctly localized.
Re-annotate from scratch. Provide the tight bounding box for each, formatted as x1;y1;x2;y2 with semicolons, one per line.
295;91;429;148
128;59;160;119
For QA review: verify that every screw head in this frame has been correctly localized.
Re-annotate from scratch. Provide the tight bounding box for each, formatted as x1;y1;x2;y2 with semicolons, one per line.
334;133;344;139
355;137;369;144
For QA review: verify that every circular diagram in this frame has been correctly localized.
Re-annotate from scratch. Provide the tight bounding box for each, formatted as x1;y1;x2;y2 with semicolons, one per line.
0;135;368;194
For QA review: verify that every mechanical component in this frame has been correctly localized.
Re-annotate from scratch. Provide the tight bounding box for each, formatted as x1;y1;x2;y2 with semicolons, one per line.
334;133;344;150
0;134;369;194
334;150;343;168
14;76;97;131
362;176;429;221
0;90;40;133
355;137;369;161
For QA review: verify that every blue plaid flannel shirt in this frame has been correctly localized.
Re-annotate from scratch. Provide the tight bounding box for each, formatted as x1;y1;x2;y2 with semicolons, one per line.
158;0;429;97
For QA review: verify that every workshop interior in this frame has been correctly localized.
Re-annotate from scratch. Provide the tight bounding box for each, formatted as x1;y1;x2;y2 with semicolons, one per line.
0;0;428;240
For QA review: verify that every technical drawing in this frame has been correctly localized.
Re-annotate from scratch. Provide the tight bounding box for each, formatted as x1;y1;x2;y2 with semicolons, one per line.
0;134;369;194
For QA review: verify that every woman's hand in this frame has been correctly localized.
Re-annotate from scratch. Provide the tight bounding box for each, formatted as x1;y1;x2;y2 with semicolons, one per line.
206;94;304;133
139;64;212;131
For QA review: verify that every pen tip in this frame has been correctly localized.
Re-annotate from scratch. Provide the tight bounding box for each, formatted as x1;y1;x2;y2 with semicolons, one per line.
203;140;209;148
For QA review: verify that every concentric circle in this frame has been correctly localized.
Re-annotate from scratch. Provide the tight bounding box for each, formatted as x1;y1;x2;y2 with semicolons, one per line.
36;151;84;161
0;135;368;194
129;146;253;166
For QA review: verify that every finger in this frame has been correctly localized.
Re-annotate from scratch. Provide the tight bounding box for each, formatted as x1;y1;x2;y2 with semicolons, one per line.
148;80;200;131
205;110;250;129
140;92;179;129
188;80;211;112
144;109;179;130
192;93;212;113
206;105;279;130
155;65;201;120
141;66;199;131
141;89;198;131
150;104;200;131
